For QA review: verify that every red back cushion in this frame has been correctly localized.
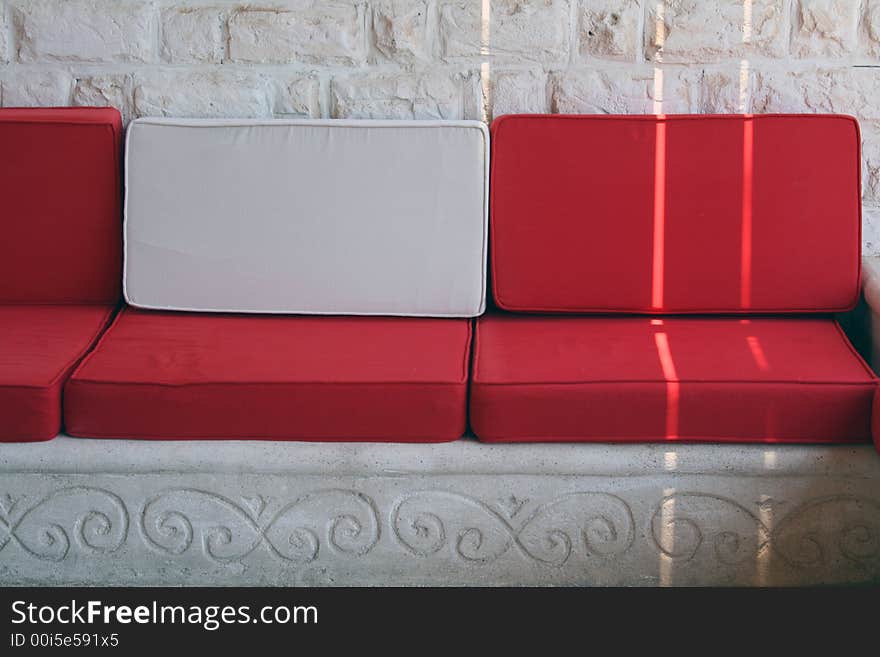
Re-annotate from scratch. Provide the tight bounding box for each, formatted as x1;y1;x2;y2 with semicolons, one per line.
490;114;862;314
0;108;122;304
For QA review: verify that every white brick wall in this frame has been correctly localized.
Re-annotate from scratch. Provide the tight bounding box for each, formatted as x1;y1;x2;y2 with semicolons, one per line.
1;0;879;252
15;0;157;63
0;2;9;64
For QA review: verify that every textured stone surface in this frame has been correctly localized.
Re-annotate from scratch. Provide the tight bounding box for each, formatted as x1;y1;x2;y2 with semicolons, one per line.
331;72;471;119
228;4;365;65
864;130;880;206
752;68;880;122
0;1;9;64
548;65;749;116
553;69;653;114
161;7;225;63
687;66;750;113
272;75;321;117
73;74;132;122
1;69;72;106
865;214;880;259
133;71;272;118
553;68;691;114
439;0;570;63
577;0;642;61
489;69;548;117
865;1;880;57
646;0;786;63
15;0;157;63
792;0;859;58
372;0;431;63
0;437;878;586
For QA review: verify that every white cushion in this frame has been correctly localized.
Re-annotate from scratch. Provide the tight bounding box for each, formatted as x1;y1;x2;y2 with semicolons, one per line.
123;118;489;317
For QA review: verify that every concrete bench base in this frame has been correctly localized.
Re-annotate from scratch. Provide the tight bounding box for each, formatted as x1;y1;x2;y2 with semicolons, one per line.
1;437;878;586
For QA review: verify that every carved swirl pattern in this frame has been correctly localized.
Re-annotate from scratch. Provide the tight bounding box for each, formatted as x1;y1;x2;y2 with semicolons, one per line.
140;488;380;564
0;487;128;562
1;483;877;578
650;493;880;569
391;491;635;566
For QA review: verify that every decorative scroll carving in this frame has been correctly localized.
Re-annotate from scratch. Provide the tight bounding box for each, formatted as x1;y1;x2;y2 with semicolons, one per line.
391;491;635;566
650;493;880;569
0;487;128;562
773;496;880;568
2;481;877;583
140;488;380;564
651;493;770;565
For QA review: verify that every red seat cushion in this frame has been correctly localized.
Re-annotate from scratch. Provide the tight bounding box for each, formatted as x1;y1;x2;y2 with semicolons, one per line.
0;108;122;304
471;314;876;443
64;308;471;441
489;114;861;313
0;306;116;441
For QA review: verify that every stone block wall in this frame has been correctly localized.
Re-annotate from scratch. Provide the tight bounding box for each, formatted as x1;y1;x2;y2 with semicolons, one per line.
1;1;879;251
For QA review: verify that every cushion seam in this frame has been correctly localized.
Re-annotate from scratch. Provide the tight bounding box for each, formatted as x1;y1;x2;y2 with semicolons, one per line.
68;379;469;388
1;306;117;391
494;114;859;124
69;308;471;387
460;320;473;383
65;306;129;385
67;432;461;441
46;305;117;387
490;303;861;314
833;319;878;380
471;379;878;387
476;435;870;443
